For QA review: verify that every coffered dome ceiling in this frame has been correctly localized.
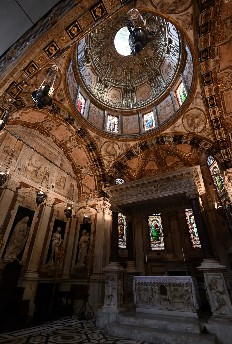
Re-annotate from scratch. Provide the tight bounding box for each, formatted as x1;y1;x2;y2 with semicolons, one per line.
77;10;183;112
67;8;194;137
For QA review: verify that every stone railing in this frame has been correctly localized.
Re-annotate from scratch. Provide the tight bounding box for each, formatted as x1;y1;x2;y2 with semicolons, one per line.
134;276;199;316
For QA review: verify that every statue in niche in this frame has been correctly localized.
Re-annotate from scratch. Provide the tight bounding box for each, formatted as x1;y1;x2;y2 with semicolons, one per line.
48;227;62;264
76;230;90;266
4;216;30;262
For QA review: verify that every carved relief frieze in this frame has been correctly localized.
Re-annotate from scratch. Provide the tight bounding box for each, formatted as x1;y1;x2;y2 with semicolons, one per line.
105;166;204;206
134;275;199;314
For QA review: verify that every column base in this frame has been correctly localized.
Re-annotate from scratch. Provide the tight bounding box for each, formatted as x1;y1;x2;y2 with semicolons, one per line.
198;259;232;318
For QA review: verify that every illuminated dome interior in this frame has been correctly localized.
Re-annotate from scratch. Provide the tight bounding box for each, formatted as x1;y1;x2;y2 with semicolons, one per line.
67;9;194;136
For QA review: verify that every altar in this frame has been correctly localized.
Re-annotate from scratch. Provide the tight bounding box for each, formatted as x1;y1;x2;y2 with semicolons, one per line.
133;276;199;317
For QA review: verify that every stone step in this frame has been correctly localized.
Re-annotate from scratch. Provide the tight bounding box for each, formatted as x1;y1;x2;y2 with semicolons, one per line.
117;311;201;334
104;322;216;344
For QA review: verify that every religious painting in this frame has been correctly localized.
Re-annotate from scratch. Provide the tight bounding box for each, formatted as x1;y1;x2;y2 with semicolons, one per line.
143;111;155;131
185;209;201;249
44;41;60;58
176;82;187;106
106;114;119;133
66;20;82;39
90;1;107;21
23;61;39;76
207;156;225;196
148;214;165;251
75;222;91;267
118;213;127;249
76;92;86;115
46;219;66;264
3;206;35;262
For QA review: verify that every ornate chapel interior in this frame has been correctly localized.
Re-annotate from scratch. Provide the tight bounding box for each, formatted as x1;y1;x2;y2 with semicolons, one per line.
0;0;232;343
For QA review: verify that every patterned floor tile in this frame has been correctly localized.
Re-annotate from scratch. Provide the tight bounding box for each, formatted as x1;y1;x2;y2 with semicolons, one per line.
0;317;149;344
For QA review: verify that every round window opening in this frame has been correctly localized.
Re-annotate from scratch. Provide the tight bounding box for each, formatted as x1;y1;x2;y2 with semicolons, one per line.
114;26;131;56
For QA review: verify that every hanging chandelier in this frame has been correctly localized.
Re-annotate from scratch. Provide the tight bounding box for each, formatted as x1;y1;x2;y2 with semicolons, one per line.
31;64;58;109
126;8;162;55
36;189;47;206
64;204;73;218
0;171;9;187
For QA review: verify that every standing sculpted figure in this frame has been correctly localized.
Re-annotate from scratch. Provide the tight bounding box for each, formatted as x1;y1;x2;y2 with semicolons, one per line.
77;230;90;265
49;227;62;264
4;216;30;261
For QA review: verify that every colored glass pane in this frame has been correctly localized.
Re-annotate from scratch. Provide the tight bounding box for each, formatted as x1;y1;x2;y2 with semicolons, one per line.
207;155;225;195
118;212;127;249
143;111;155;131
176;82;187;106
106;114;119;133
148;214;165;250
185;209;201;249
76;92;86;115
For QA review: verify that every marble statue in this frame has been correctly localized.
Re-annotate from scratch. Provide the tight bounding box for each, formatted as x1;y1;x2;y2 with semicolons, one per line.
4;216;30;261
49;227;62;264
77;230;90;266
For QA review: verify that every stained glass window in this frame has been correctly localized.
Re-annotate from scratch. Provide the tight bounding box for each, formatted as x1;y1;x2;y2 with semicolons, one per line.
148;214;165;250
207;156;225;195
118;212;127;249
185;209;201;249
106;114;119;133
115;178;125;185
143;111;155;131
76;92;86;115
176;82;187;106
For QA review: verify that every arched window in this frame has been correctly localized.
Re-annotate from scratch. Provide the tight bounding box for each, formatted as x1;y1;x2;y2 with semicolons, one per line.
207;156;225;196
185;209;201;249
76;92;86;115
148;213;165;251
143;111;155;131
176;81;187;106
118;213;127;249
106;114;119;133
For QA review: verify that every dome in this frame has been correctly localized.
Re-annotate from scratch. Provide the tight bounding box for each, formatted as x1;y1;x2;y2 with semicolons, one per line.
67;9;194;136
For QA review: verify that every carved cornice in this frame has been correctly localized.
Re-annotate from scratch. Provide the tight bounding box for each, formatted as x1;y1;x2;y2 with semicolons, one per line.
104;166;205;206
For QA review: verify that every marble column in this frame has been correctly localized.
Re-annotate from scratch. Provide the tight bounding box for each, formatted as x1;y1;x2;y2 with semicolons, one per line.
134;215;145;274
22;198;53;318
198;260;232;318
93;199;112;272
126;215;136;272
0;183;17;236
190;195;232;317
62;215;77;282
169;210;184;260
110;210;119;263
96;206;124;328
124;216;137;308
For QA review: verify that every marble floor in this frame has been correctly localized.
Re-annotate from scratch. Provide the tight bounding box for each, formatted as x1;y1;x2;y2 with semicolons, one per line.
0;316;149;344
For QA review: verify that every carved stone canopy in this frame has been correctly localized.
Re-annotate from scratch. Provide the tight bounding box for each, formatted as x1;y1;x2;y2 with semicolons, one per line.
104;166;205;209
